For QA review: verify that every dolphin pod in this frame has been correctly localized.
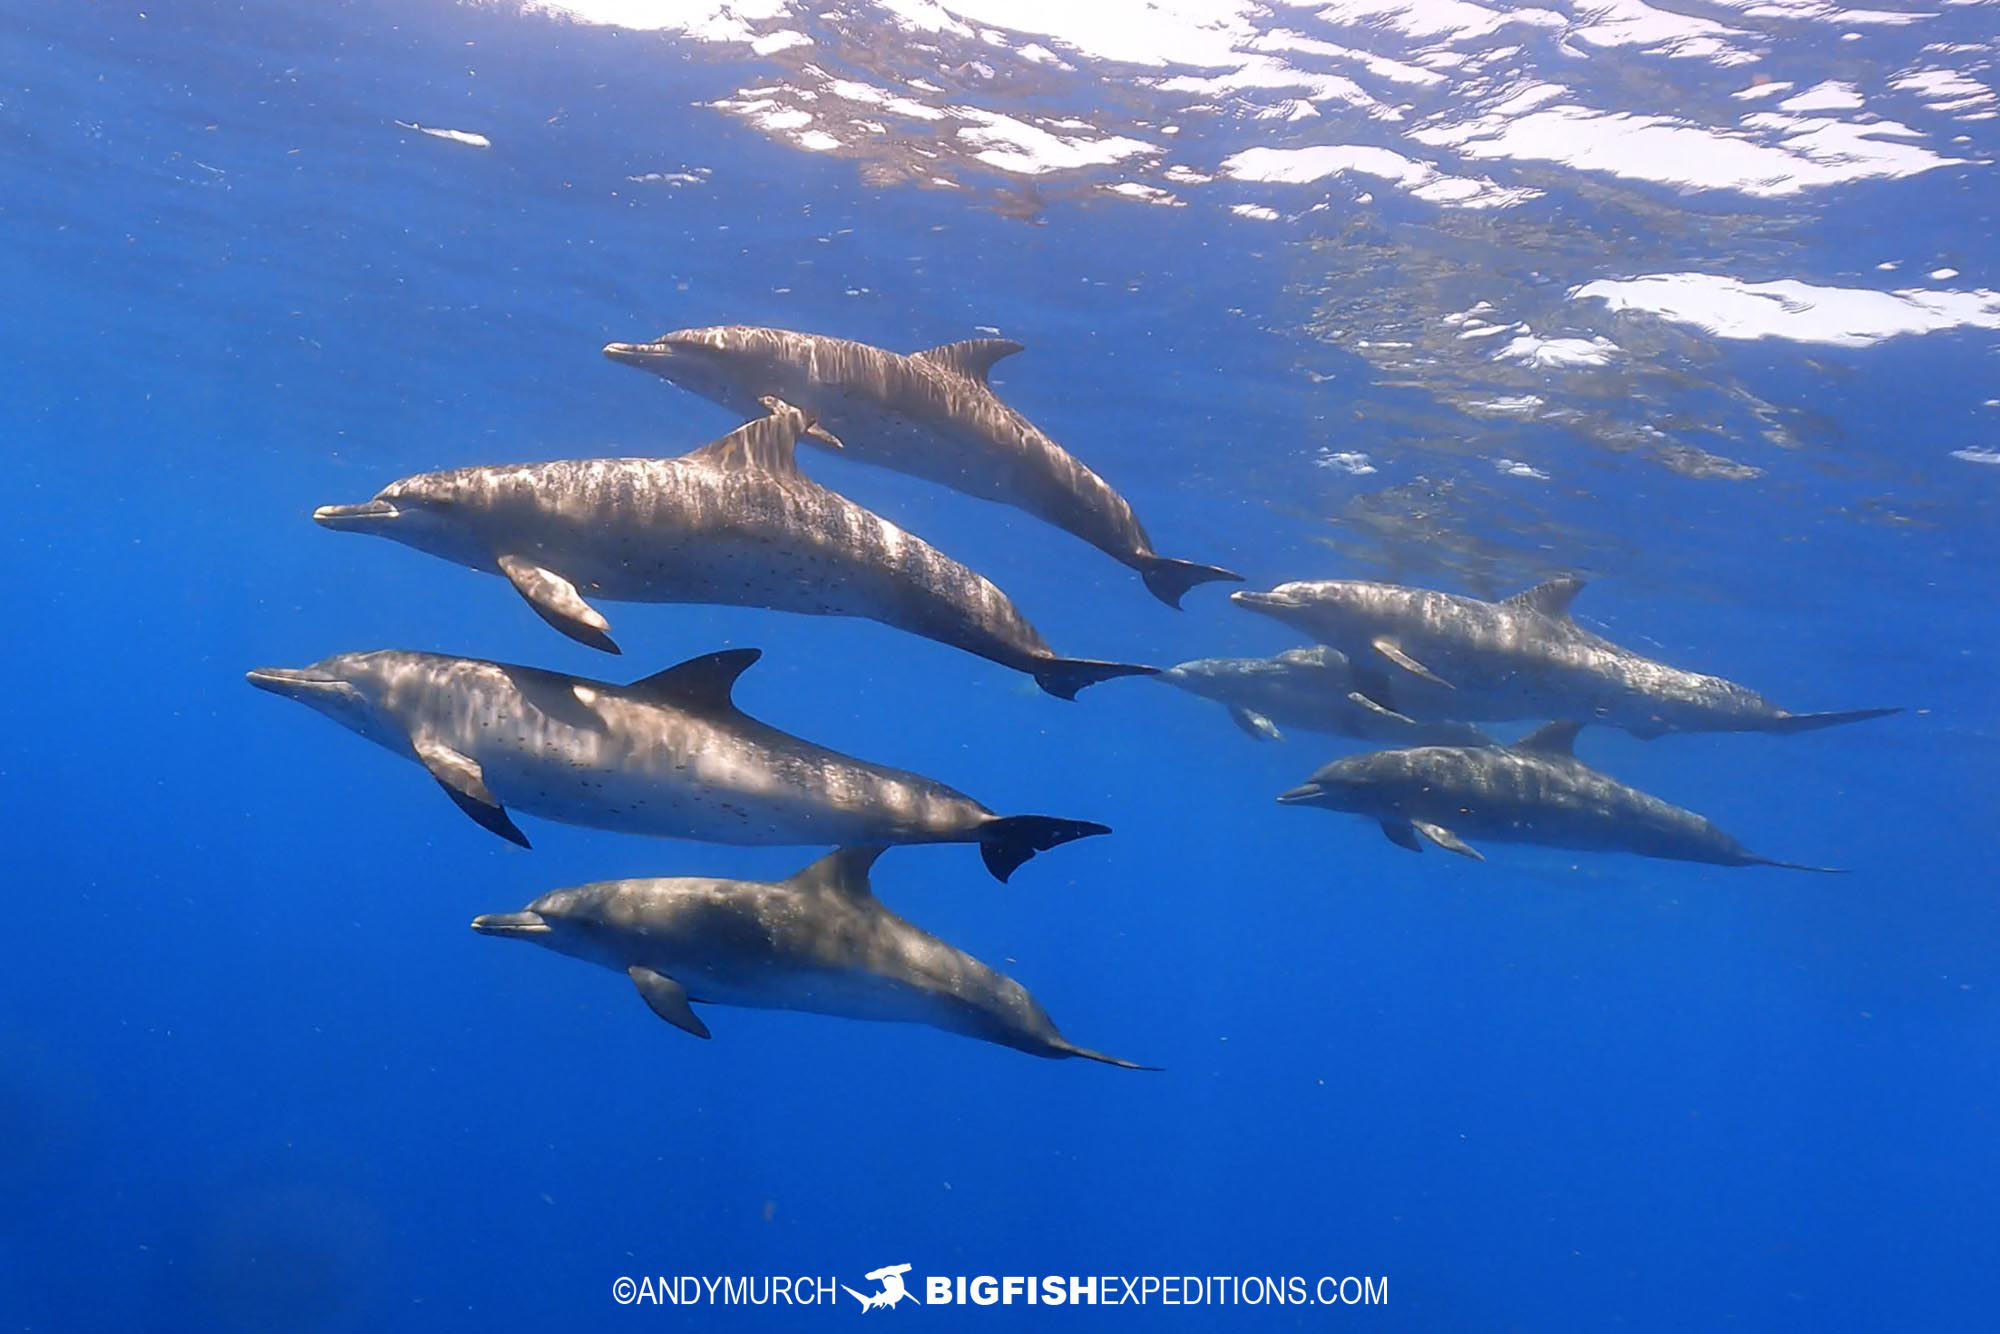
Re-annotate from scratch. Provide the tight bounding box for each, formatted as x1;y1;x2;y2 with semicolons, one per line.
600;326;1242;607
472;847;1154;1067
250;317;1892;1064
1232;576;1897;738
311;399;1155;699
1230;573;1892;872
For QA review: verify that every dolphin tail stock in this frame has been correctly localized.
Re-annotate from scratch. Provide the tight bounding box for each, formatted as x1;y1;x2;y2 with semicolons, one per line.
1031;657;1159;701
1050;1037;1162;1071
1759;707;1902;735
976;815;1111;883
1139;556;1244;609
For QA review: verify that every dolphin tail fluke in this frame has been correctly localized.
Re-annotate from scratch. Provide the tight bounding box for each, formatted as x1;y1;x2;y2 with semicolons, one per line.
977;815;1111;883
1140;557;1243;609
1031;657;1158;700
1761;707;1901;735
1053;1039;1162;1071
1746;856;1847;874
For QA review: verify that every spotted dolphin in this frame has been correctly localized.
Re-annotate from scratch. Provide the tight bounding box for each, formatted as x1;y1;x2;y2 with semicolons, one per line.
600;326;1241;607
1277;722;1837;870
1158;645;1492;745
472;847;1153;1068
245;647;1105;881
311;401;1152;700
1233;577;1897;738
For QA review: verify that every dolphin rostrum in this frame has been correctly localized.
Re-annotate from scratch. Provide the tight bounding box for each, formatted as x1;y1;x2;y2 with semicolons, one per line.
472;846;1154;1068
1277;722;1838;870
600;326;1241;607
245;647;1106;881
1158;645;1493;745
1233;577;1898;738
311;400;1153;699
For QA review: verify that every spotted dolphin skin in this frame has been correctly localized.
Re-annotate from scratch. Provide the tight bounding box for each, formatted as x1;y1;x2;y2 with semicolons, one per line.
1277;722;1837;870
600;326;1241;607
1233;577;1898;738
311;401;1152;700
244;647;1105;882
1158;645;1493;745
472;847;1153;1068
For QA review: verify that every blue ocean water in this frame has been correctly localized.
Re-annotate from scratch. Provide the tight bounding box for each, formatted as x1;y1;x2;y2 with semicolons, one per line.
3;0;1996;1328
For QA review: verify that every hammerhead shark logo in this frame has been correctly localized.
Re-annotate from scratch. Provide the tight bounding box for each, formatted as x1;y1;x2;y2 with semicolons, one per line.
843;1262;918;1312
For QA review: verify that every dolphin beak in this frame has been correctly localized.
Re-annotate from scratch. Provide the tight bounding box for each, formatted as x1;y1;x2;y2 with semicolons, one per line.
245;666;339;699
312;499;399;529
602;341;662;367
471;911;551;938
1275;783;1327;804
1230;590;1289;610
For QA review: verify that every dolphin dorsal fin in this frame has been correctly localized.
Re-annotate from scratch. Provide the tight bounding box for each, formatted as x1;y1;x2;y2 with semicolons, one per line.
1513;720;1583;757
627;648;761;714
787;846;885;898
685;399;812;475
1504;576;1586;619
1277;645;1343;671
912;338;1023;384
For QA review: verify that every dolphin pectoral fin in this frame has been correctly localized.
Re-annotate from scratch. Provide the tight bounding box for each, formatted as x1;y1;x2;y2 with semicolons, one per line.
628;967;711;1039
1381;820;1424;853
1346;690;1418;726
1350;666;1399;713
805;423;846;452
1372;638;1452;689
1411;820;1483;861
1228;706;1282;741
500;667;611;734
435;782;531;848
496;555;619;655
414;736;530;848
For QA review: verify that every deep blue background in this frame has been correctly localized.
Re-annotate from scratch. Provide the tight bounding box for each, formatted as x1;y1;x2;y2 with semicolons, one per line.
1;2;1994;1330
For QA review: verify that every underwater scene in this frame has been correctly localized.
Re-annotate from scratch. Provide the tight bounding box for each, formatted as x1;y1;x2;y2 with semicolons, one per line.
3;0;1996;1328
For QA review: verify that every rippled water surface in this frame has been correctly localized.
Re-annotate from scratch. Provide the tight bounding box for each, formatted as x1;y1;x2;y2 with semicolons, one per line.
2;1;1995;1329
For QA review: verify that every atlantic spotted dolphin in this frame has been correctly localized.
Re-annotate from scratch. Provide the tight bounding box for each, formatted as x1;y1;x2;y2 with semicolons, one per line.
311;401;1152;699
472;847;1152;1068
245;647;1104;881
1158;645;1492;745
1277;723;1836;870
1234;577;1897;738
600;326;1240;607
